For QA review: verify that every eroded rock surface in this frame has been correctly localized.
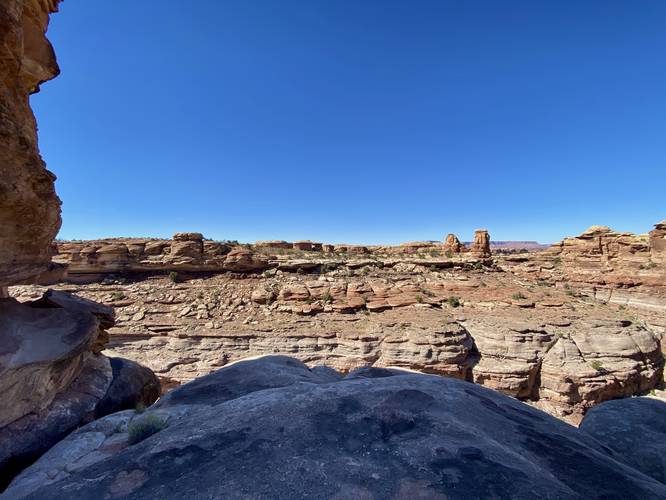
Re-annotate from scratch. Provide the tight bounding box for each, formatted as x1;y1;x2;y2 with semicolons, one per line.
15;241;664;424
5;356;666;499
49;230;492;282
0;291;159;489
0;0;63;286
503;222;666;312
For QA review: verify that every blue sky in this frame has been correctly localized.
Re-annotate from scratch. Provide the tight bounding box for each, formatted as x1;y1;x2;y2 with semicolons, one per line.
34;0;665;244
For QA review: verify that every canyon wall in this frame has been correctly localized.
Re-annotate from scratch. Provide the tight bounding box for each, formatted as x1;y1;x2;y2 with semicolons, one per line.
503;222;666;312
50;231;492;281
0;3;162;488
0;0;63;287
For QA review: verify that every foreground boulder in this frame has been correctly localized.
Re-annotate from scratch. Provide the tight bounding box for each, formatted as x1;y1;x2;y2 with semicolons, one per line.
0;291;159;489
6;356;665;499
580;397;666;484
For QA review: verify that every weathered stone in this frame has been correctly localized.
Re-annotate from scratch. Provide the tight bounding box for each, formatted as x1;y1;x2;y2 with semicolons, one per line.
580;397;666;484
470;229;491;258
443;233;464;253
6;356;666;499
0;290;158;489
0;0;63;286
94;358;160;419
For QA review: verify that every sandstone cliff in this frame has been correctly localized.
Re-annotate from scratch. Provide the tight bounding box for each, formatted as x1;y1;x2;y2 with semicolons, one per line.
0;0;62;287
0;3;161;489
503;222;666;312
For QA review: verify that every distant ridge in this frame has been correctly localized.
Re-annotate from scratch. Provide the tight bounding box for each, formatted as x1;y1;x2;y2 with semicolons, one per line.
464;241;550;251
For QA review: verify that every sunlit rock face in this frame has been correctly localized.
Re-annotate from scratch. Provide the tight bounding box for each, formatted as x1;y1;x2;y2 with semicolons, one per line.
0;0;63;287
470;229;491;258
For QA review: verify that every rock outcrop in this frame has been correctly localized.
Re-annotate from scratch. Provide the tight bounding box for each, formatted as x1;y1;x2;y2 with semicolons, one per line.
0;290;160;489
443;233;464;253
19;245;663;424
0;2;162;491
0;0;63;287
650;220;666;264
470;229;491;258
50;233;493;282
502;222;666;312
53;235;245;279
580;397;666;484
5;356;666;499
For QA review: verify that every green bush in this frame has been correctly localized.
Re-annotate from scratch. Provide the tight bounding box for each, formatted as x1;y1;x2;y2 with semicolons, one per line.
415;294;424;304
322;292;333;303
168;271;179;283
447;296;461;308
127;413;168;445
111;291;126;301
590;360;604;372
512;292;527;300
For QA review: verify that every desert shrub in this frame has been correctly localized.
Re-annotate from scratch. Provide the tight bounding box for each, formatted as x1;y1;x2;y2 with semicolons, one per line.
553;256;562;265
445;250;453;258
415;294;424;304
590;360;604;372
565;289;576;297
127;413;168;445
319;263;337;274
322;292;333;303
168;271;179;283
111;291;126;301
512;292;527;300
447;296;461;308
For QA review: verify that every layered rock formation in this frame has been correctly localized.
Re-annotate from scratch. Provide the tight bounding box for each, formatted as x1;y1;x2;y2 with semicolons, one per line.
443;233;464;253
0;2;161;489
650;220;666;264
50;233;492;281
18;254;662;424
5;356;666;499
470;229;491;258
503;221;666;312
0;290;160;489
0;0;63;286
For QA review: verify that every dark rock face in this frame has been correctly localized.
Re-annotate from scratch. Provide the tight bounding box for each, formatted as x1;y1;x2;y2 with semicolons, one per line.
6;356;666;499
0;291;159;490
94;358;161;419
580;397;666;484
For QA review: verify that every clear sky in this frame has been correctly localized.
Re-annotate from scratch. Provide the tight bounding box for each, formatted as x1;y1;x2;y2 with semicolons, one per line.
34;0;665;244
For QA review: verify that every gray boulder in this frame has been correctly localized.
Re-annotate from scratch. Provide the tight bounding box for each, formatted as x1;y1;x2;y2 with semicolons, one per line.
0;291;159;490
5;356;666;499
580;397;666;484
94;358;161;418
